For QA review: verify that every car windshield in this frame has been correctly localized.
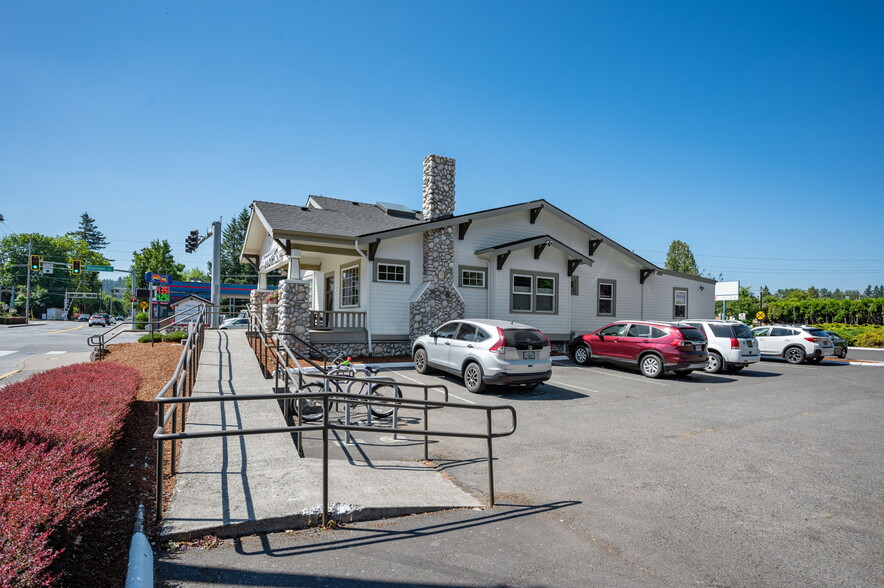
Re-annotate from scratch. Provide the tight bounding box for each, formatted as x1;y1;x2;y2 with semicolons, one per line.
678;327;706;342
503;328;547;348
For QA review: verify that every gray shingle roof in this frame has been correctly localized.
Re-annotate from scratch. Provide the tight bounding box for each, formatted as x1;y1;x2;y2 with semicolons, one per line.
254;197;422;238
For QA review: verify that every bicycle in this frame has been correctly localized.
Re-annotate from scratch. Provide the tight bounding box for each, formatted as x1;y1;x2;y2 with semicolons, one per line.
291;355;402;422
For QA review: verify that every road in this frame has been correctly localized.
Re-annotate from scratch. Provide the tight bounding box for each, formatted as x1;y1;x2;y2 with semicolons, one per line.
0;320;144;385
158;355;883;587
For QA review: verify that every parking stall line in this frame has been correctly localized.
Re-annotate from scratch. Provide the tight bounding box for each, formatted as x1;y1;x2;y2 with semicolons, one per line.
547;381;601;394
579;367;669;386
389;370;477;405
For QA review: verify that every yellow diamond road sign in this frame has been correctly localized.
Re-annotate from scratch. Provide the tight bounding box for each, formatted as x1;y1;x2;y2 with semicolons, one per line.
756;311;766;320
140;300;149;310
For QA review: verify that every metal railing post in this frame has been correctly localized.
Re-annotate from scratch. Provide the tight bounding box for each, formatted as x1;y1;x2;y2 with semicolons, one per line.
423;387;429;461
322;396;329;527
487;408;495;507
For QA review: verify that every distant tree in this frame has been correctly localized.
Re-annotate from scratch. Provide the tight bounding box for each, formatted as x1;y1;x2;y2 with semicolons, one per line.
818;287;832;298
182;267;210;282
715;285;759;322
664;240;700;275
131;240;184;289
863;284;875;298
875;285;884;298
219;208;258;284
844;290;861;300
807;285;820;299
832;289;844;300
68;212;109;250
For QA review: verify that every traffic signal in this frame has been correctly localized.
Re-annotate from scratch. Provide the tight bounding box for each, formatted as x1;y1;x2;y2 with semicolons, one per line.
71;259;81;275
185;230;200;253
30;255;41;271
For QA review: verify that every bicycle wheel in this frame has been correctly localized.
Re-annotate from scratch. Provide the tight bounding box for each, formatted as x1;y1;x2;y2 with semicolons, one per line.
367;382;402;418
290;382;326;422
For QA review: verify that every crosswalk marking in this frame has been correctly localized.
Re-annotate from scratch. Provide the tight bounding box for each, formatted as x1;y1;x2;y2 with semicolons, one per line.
46;351;67;355
0;351;15;358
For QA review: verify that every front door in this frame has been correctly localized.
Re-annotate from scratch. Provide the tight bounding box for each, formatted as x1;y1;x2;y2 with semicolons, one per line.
325;276;334;311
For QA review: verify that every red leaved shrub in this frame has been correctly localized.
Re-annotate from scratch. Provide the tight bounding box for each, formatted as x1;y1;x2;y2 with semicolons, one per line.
0;362;140;456
0;441;107;587
0;362;140;586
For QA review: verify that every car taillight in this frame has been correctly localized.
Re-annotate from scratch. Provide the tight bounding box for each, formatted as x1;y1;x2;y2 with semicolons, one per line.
541;331;551;348
730;338;739;349
805;337;825;343
488;327;506;354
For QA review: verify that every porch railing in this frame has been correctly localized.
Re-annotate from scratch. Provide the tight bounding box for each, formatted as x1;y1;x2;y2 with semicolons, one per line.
309;310;366;329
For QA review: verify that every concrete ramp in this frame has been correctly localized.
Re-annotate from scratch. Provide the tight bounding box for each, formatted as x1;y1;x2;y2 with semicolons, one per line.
160;330;482;541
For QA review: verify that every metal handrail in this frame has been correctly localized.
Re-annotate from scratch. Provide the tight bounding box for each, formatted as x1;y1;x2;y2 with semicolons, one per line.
152;308;207;520
152;310;518;526
87;306;203;356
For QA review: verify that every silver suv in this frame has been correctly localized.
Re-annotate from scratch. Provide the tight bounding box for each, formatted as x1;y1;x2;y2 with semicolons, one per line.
412;319;552;393
751;324;835;364
680;320;760;373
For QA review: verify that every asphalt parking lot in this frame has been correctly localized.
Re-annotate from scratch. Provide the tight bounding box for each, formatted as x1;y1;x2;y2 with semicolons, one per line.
159;358;883;587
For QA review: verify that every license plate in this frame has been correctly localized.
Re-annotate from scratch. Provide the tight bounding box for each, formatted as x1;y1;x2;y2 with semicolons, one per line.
747;341;753;347
523;351;535;360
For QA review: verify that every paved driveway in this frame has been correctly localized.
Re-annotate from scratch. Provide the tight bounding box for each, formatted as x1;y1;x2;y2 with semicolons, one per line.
159;359;883;587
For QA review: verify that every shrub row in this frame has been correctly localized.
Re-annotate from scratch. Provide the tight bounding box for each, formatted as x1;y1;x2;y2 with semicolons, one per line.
769;297;884;325
137;330;187;343
811;323;884;347
0;362;140;586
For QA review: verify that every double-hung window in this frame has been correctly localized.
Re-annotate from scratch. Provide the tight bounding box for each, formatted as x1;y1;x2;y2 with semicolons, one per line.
341;265;360;307
460;267;486;288
511;272;557;313
673;288;688;319
597;279;616;316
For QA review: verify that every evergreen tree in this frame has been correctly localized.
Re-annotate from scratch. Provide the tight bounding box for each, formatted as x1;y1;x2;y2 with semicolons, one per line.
219;208;258;284
664;240;700;275
68;212;109;250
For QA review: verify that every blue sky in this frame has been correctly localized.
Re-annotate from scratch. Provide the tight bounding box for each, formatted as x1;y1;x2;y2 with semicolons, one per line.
1;1;882;293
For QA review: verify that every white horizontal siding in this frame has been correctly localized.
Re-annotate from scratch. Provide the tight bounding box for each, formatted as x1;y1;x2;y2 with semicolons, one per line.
642;273;714;321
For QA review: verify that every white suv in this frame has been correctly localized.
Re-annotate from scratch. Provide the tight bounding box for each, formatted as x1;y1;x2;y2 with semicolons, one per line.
680;320;760;373
412;319;552;393
751;324;835;364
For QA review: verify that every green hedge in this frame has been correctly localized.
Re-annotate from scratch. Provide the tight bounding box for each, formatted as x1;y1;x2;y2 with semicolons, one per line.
137;331;188;343
811;323;884;347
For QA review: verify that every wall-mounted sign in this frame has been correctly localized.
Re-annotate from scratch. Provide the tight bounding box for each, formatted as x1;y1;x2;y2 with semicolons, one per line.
259;243;286;272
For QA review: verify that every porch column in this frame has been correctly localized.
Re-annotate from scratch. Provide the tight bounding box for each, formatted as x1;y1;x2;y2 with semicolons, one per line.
276;279;311;355
257;272;268;289
287;250;302;280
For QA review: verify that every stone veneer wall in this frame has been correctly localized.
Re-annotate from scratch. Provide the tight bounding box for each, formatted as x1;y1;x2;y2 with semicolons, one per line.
249;289;274;324
276;280;311;353
310;340;411;359
262;303;279;334
409;154;465;342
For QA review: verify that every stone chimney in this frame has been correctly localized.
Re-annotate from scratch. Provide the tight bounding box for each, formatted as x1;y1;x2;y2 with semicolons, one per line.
410;154;465;342
422;154;456;221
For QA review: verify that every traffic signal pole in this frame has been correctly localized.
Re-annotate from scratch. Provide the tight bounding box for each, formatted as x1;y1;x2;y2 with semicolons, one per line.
211;220;221;329
24;235;32;322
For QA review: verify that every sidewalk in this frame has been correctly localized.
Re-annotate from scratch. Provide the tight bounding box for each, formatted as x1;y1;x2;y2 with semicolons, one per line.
160;330;482;541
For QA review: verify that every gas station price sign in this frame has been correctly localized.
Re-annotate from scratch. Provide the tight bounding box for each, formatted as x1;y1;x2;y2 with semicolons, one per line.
156;286;170;303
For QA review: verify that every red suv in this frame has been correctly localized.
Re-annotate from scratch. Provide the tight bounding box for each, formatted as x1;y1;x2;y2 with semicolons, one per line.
568;321;708;378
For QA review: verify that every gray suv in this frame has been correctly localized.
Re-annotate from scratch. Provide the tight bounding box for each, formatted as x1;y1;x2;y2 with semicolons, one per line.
751;324;835;364
680;320;760;373
412;319;552;393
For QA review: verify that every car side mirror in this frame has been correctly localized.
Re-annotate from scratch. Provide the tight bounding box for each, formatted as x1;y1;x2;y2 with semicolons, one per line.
429;331;437;338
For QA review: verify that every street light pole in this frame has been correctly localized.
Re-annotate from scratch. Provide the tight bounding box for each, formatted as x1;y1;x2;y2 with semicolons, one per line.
25;235;32;323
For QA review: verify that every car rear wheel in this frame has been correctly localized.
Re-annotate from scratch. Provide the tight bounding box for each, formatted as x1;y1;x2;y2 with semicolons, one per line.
784;346;806;364
704;351;723;374
639;354;664;379
838;347;848;359
413;348;430;374
463;362;486;393
573;344;591;366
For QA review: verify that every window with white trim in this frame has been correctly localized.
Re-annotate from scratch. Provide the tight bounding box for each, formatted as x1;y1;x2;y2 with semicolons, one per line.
375;261;407;283
459;266;486;288
598;279;616;316
510;271;557;313
673;288;688;319
341;265;360;307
